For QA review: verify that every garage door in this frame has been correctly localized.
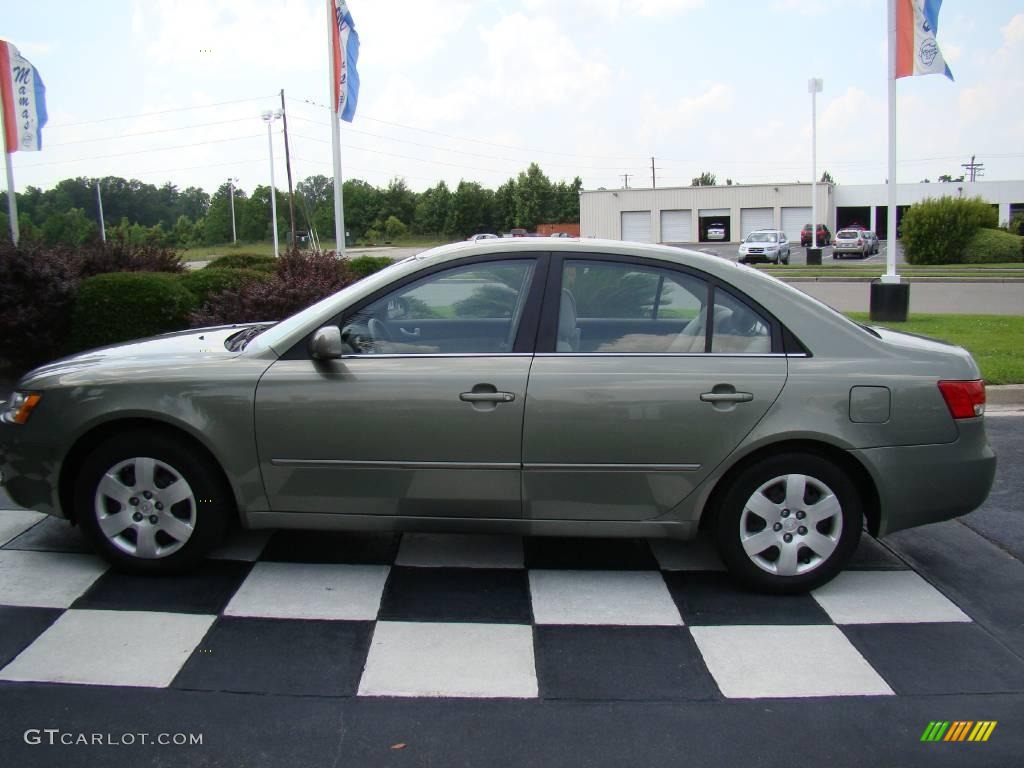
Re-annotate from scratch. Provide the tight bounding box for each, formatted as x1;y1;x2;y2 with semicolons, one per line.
660;210;692;242
621;211;652;243
781;207;811;241
740;208;774;239
699;208;730;219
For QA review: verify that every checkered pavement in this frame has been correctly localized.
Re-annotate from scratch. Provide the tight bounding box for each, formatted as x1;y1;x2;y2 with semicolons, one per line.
4;509;1024;702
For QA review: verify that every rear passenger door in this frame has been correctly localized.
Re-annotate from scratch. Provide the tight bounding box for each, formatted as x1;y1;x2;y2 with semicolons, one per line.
522;254;788;522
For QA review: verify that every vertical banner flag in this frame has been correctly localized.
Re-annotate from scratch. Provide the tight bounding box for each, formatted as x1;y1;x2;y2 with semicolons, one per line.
0;41;48;152
896;0;954;80
329;0;361;122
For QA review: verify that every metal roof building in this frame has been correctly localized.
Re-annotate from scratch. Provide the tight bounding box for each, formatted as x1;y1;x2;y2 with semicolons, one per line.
580;180;1024;244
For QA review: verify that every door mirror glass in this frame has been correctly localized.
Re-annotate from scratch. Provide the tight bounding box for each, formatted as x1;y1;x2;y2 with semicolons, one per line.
310;326;344;359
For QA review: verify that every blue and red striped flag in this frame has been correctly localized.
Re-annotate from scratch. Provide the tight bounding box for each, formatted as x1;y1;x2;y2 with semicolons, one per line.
895;0;954;81
329;0;360;122
0;41;48;152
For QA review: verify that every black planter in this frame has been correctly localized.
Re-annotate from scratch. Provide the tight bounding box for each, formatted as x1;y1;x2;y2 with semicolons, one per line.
806;248;822;266
870;280;910;322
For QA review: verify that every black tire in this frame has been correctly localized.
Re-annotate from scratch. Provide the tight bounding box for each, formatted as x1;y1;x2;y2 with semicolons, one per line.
75;431;232;574
713;452;863;593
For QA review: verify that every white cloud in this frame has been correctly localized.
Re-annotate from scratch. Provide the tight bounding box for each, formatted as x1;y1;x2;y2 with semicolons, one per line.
1003;13;1024;46
524;0;703;19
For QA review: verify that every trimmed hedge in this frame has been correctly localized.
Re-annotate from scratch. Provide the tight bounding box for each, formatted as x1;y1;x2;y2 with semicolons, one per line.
963;228;1024;264
72;272;197;351
180;267;272;309
902;196;999;265
204;253;277;272
346;255;394;279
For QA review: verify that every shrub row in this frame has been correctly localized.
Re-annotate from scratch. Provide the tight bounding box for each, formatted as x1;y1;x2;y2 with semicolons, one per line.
2;247;398;369
902;196;999;265
963;228;1024;264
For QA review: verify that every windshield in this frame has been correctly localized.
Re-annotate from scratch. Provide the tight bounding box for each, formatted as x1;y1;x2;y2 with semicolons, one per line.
246;257;413;352
746;233;777;242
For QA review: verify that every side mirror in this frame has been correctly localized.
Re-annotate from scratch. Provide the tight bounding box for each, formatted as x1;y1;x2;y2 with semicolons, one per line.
310;326;344;360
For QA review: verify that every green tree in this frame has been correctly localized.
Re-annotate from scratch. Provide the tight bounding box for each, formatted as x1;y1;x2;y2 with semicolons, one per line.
691;171;716;186
206;182;244;244
380;177;417;225
493;179;516;232
413;181;452;234
383;215;407;241
550;176;583;222
41;207;98;246
446;181;495;237
820;170;836;184
513;163;553;231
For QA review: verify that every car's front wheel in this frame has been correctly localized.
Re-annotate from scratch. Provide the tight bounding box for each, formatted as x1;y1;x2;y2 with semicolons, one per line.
713;453;863;593
75;431;231;574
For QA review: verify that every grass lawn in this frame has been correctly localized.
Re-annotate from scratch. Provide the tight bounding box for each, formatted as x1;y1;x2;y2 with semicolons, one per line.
847;313;1024;385
180;237;447;261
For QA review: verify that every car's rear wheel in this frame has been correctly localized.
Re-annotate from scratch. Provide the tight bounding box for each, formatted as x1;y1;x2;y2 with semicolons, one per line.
75;431;231;574
713;453;863;593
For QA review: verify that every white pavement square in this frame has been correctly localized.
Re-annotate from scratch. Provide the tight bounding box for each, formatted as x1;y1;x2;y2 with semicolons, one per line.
811;570;972;625
395;533;525;569
0;509;46;546
529;570;683;626
0;610;215;688
224;562;389;620
691;625;894;699
358;621;538;698
0;550;107;608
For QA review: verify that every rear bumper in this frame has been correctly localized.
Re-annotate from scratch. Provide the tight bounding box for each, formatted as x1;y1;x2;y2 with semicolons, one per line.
852;420;997;537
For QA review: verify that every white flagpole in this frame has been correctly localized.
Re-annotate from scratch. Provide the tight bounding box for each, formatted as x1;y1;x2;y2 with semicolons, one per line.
326;0;346;256
0;101;18;245
884;0;899;283
96;180;106;242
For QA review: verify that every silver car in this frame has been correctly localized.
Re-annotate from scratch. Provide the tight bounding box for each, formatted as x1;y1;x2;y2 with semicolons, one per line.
833;229;871;258
738;230;791;265
0;239;995;593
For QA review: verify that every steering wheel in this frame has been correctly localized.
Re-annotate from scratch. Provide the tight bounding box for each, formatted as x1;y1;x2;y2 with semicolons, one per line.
368;317;393;344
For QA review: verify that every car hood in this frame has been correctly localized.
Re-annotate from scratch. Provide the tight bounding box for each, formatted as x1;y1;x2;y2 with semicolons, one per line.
19;324;273;389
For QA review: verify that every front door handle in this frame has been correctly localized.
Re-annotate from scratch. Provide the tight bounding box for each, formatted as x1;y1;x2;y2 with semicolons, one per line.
700;391;753;403
460;391;515;403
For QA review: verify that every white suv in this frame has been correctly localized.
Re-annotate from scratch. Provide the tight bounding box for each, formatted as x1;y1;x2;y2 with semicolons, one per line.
738;230;790;265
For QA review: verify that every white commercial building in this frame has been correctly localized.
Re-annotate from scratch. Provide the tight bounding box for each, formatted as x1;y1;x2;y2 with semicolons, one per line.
580;180;1024;244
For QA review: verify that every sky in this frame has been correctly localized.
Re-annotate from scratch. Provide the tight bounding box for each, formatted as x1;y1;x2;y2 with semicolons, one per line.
3;0;1023;198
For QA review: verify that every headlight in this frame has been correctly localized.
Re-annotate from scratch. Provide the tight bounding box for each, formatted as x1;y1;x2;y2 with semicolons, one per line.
1;392;42;425
766;246;778;252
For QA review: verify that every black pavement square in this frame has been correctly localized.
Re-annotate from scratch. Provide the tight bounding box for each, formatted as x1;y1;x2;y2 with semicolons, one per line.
846;535;907;570
524;536;659;570
71;560;252;614
0;606;62;667
172;616;373;696
3;517;94;554
534;626;719;701
378;566;532;623
260;530;400;564
663;571;832;625
841;622;1024;696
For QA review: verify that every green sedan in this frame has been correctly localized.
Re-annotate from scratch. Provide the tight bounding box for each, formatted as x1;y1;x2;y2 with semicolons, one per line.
0;239;996;592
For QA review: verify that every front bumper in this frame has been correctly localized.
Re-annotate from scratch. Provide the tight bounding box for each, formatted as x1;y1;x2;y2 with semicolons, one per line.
853;419;997;537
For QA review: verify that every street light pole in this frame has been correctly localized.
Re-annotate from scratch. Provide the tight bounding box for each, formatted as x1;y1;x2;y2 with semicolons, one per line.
96;180;106;242
261;110;283;258
228;177;238;244
808;77;823;249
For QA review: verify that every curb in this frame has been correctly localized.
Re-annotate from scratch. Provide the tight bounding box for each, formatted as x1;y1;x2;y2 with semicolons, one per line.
987;385;1024;406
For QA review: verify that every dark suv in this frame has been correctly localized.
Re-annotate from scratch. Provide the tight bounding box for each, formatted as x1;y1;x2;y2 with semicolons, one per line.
800;224;832;247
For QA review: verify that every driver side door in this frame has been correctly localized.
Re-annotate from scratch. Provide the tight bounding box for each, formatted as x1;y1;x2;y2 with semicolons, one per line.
254;255;544;519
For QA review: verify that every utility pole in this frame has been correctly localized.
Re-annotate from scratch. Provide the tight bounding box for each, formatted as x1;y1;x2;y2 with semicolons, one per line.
961;154;984;183
280;89;297;249
650;157;656;189
95;180;106;242
621;173;631;189
228;177;238;244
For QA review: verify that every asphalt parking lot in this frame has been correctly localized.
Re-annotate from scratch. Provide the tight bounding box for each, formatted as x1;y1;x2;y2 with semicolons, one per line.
0;412;1022;767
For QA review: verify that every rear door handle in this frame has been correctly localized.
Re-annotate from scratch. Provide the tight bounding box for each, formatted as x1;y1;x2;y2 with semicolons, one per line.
460;391;515;403
700;392;753;403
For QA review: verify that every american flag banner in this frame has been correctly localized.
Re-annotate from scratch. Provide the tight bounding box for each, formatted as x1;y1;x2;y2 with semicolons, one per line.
0;41;48;152
329;0;361;122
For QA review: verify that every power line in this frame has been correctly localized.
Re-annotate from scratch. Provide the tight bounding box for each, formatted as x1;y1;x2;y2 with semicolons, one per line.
46;94;280;129
45;117;255;147
17;133;266;168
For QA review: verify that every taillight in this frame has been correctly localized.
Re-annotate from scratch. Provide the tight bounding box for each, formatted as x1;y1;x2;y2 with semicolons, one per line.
856;238;863;245
938;380;986;419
